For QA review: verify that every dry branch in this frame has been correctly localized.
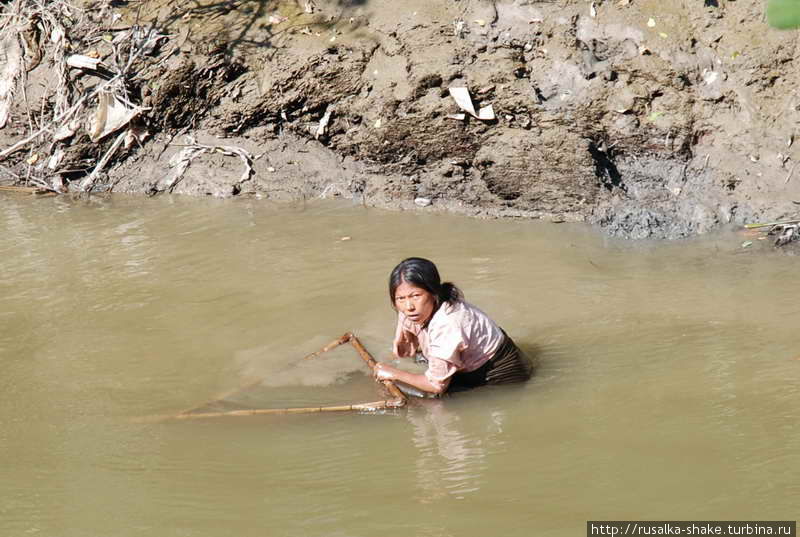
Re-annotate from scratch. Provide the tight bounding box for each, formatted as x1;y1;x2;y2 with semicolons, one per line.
0;0;157;190
154;136;255;194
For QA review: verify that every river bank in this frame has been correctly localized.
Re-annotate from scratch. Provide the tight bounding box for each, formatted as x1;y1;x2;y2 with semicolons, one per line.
2;0;800;240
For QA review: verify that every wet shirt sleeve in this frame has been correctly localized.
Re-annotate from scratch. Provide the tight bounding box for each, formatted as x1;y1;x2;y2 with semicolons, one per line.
425;356;458;391
424;313;466;388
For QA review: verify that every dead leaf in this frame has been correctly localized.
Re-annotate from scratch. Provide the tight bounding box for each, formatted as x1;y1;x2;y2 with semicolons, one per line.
90;92;145;142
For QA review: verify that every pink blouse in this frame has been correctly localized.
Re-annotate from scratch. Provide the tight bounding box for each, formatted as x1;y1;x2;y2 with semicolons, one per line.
393;300;504;390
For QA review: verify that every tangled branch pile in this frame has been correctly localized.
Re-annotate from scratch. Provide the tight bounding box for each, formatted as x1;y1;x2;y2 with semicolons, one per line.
745;219;800;247
0;0;166;192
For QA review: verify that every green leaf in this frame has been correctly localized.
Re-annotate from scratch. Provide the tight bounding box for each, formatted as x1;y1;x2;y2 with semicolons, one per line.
767;0;800;29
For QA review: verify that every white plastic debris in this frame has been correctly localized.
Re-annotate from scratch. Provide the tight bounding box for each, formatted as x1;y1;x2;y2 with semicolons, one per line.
414;197;432;207
703;70;719;85
316;106;333;139
448;87;495;121
66;54;102;70
51;26;65;44
647;18;656;27
0;33;23;128
590;2;597;18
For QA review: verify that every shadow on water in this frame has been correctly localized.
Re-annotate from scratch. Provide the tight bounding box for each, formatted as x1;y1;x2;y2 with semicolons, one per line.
109;0;371;57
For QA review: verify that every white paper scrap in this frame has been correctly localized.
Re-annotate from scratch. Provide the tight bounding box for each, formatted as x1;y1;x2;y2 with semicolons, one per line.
448;87;496;121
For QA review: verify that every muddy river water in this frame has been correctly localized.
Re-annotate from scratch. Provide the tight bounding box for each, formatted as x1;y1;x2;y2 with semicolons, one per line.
1;194;797;537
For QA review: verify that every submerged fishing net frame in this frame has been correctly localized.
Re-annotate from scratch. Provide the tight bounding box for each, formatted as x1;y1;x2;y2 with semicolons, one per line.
158;333;407;422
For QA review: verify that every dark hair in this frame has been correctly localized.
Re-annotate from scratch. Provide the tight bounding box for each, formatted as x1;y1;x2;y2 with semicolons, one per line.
388;257;463;309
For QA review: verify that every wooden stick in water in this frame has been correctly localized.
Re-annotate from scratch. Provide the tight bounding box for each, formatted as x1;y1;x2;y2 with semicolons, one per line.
165;400;394;421
301;333;352;360
132;400;398;423
0;185;49;194
346;332;407;407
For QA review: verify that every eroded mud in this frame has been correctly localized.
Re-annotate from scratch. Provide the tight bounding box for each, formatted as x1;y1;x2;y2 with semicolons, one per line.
3;0;800;239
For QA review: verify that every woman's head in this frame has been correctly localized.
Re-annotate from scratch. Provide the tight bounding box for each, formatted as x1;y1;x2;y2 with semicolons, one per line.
389;258;462;320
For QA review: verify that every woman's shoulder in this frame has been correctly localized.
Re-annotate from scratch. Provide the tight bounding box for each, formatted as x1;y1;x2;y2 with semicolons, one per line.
429;300;478;328
432;300;500;332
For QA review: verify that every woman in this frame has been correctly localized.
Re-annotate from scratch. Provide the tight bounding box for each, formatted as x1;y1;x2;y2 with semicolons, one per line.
374;257;534;396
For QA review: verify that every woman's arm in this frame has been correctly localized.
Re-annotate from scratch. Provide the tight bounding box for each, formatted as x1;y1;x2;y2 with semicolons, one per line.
393;323;420;358
374;363;448;395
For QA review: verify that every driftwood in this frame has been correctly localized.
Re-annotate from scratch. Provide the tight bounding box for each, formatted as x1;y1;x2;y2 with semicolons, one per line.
145;332;407;423
0;184;53;195
744;219;800;229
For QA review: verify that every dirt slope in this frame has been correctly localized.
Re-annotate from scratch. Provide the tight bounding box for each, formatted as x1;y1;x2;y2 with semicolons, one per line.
3;0;800;239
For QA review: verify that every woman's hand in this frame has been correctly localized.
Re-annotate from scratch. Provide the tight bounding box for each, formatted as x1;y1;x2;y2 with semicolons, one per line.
374;362;398;382
393;330;418;358
373;362;446;395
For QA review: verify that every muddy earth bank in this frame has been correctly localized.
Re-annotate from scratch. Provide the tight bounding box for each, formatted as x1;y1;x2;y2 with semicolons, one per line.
3;0;800;239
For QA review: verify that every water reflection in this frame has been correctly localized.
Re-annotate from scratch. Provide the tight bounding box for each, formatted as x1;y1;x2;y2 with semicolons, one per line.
407;400;507;502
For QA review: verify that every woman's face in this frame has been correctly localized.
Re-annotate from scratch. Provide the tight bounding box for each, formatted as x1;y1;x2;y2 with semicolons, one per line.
394;280;436;324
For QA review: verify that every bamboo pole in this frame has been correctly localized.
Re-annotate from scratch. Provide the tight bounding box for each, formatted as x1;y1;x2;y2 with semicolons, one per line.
171;400;392;420
301;333;351;360
132;400;395;423
346;332;407;407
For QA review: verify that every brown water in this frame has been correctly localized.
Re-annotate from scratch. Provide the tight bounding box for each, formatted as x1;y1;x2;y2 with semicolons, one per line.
1;194;797;537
